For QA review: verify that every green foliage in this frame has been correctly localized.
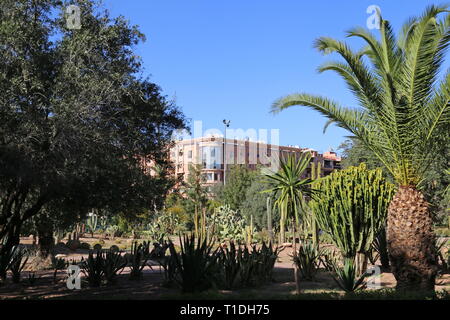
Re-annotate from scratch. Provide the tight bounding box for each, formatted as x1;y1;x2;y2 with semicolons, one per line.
293;241;323;281
217;242;241;289
169;234;220;293
0;0;186;262
338;139;385;171
263;154;316;243
311;164;395;259
271;6;450;188
240;178;280;230
216;165;258;211
207;205;247;242
322;254;368;293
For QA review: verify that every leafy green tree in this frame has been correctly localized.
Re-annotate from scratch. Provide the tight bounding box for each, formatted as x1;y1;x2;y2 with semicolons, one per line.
0;0;186;274
215;165;257;210
240;178;280;230
338;139;384;170
271;6;449;291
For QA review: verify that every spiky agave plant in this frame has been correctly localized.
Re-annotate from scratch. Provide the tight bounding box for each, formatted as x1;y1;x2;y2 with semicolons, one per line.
271;5;450;292
322;254;368;293
9;246;28;283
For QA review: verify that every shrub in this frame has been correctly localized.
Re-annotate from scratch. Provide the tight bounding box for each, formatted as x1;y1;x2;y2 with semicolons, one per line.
93;243;103;251
80;243;91;250
217;241;281;289
66;240;81;251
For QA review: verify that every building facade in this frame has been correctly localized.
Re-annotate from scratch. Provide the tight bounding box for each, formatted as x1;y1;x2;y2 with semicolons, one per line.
169;136;341;188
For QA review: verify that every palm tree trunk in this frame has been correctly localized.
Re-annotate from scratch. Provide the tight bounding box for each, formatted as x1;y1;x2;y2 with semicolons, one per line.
387;186;438;292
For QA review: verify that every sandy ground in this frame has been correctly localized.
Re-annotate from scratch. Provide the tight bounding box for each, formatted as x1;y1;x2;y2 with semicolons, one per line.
0;236;448;300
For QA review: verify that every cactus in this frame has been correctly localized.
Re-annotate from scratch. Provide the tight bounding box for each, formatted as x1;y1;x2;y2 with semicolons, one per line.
208;205;247;242
311;163;394;275
87;213;98;238
245;215;255;246
266;197;273;243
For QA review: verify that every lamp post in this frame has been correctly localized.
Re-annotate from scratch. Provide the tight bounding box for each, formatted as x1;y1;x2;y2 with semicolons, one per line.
222;119;230;185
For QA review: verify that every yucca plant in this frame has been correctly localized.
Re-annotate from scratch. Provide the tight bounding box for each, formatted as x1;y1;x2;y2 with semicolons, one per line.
271;5;450;291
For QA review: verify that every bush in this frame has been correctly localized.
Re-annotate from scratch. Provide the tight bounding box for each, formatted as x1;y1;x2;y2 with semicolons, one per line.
80;243;91;250
66;240;81;251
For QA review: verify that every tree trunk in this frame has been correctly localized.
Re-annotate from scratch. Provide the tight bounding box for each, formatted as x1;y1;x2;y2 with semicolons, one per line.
387;186;438;292
0;221;22;281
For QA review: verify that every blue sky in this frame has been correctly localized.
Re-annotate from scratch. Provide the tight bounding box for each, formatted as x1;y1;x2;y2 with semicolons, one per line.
104;0;448;154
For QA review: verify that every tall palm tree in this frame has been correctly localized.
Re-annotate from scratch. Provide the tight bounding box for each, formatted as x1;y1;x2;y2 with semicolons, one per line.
271;5;450;292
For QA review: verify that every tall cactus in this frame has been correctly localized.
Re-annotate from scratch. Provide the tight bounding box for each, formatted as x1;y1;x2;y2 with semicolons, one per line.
309;161;321;248
311;163;395;274
86;213;98;238
266;196;273;243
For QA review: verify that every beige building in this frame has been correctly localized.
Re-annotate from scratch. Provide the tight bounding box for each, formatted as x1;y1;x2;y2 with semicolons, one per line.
169;136;341;188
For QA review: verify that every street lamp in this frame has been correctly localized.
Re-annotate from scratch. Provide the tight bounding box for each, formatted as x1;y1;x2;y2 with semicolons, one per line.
222;119;231;185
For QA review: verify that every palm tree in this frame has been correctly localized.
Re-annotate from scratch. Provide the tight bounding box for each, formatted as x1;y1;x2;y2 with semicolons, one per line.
263;153;315;293
271;5;449;292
